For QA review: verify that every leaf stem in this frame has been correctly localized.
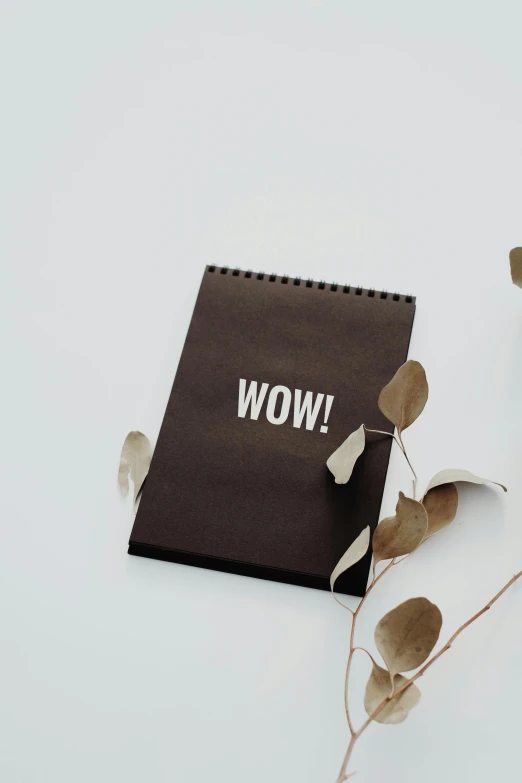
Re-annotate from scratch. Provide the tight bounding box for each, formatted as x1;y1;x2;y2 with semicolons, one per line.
336;570;522;781
364;426;418;499
352;646;377;665
336;735;357;783
363;426;402;451
343;560;395;736
397;431;417;499
332;594;354;615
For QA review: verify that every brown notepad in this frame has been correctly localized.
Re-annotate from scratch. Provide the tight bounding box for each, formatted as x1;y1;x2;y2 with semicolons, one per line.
129;267;416;596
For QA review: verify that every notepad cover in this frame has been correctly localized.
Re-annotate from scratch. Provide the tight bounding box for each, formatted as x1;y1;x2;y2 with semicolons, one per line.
128;267;416;596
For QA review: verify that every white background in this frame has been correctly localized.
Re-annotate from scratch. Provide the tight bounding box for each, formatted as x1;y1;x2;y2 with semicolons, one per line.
2;2;522;781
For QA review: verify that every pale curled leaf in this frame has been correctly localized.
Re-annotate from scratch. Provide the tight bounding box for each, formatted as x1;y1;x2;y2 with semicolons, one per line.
326;424;365;484
378;360;428;434
118;457;130;497
372;492;427;564
422;483;458;539
119;431;152;502
510;247;522;289
375;597;442;676
364;663;421;724
425;469;507;494
330;526;370;591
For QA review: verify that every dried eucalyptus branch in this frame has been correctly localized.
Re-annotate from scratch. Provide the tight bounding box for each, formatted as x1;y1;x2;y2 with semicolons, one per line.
327;360;511;781
342;558;396;734
337;569;522;782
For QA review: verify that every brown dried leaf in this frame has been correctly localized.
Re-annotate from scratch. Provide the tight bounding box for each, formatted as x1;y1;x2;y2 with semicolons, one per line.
425;469;507;494
422;483;458;539
378;360;428;434
372;492;427;564
510;247;522;289
326;424;365;484
364;663;421;724
375;597;442;677
119;431;152;502
330;526;370;591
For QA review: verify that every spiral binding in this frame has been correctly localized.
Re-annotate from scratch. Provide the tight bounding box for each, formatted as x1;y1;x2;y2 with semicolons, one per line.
207;265;414;304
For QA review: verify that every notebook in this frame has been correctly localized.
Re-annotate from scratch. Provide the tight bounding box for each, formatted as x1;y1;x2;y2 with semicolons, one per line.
129;266;416;596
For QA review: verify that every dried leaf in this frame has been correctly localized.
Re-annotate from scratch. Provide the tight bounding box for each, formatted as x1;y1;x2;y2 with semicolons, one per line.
330;526;370;591
510;247;522;289
422;483;458;539
372;492;427;564
364;663;421;724
119;431;152;502
375;597;442;677
425;469;507;494
326;424;365;484
118;457;130;497
378;360;428;434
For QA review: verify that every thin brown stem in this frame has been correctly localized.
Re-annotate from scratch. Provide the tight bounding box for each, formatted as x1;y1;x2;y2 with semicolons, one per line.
364;426;417;499
336;570;522;780
344;649;356;735
363;426;402;451
332;594;354;614
336;735;357;783
408;570;521;684
397;431;417;499
343;560;395;736
352;646;377;665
